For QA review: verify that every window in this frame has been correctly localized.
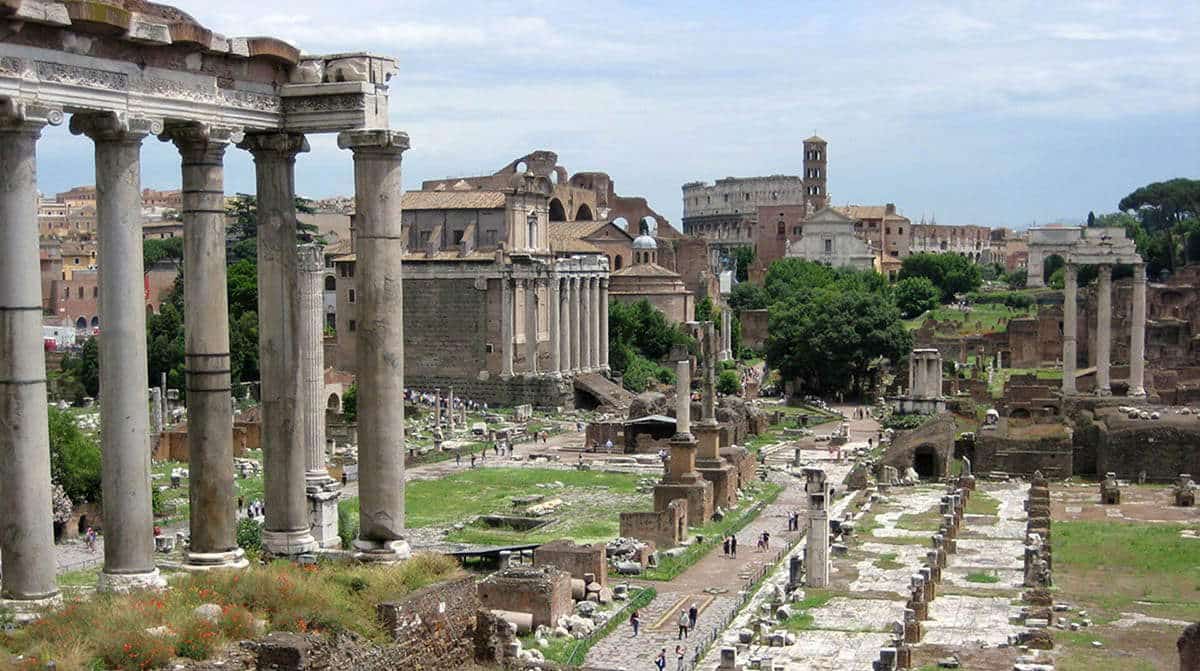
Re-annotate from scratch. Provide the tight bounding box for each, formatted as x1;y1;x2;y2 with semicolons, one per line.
338;265;347;278
348;289;356;304
347;263;354;278
898;227;904;235
824;239;833;253
744;193;750;201
348;320;357;332
73;257;79;264
777;222;785;235
324;276;336;291
325;257;334;269
886;227;891;235
92;286;98;298
63;286;69;298
77;286;83;299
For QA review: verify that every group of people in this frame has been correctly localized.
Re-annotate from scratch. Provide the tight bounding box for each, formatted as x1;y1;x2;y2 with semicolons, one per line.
721;534;738;557
755;530;772;552
586;438;615;453
237;497;265;519
653;646;687;671
786;510;802;531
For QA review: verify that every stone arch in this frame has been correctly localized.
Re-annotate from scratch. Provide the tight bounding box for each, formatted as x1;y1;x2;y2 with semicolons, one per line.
912;444;941;479
638;216;657;236
612;217;629;231
90;316;99;328
548;198;566;222
1042;253;1066;286
1009;408;1032;420
75;316;87;330
576;203;594;221
327;393;341;413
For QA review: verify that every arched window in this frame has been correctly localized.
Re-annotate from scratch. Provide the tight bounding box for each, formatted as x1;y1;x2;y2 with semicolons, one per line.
614;254;623;270
548;199;566;222
324;276;336;291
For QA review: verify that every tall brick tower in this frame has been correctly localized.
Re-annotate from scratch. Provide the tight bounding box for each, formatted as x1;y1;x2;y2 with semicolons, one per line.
803;135;828;211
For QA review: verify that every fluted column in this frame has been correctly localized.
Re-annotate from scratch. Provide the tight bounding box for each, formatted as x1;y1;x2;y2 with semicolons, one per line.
1129;263;1147;397
570;277;581;372
0;105;62;610
72;112;165;590
1096;264;1112;396
549;276;561;375
523;279;538;375
242;132;319;557
580;277;592;371
501;276;514;378
558;278;571;374
338;129;411;563
298;244;328;482
1062;264;1077;395
165;123;247;571
599;277;610;372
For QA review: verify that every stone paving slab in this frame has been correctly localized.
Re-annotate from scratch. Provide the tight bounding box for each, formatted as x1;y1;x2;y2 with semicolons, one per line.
744;630;893;670
849;543;928;593
942;565;1024;592
923;594;1022;646
953;538;1025;570
808;596;903;632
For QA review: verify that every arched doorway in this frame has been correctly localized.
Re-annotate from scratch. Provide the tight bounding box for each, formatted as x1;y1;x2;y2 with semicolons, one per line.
1043;254;1066;286
912;444;940;479
327;393;341;413
548;198;566;222
90;316;99;328
324;276;336;291
576;204;594;221
75;316;87;329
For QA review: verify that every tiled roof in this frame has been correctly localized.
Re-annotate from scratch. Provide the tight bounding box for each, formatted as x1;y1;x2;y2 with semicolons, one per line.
402;190;506;210
611;263;683;279
834;205;910;223
549;220;609;254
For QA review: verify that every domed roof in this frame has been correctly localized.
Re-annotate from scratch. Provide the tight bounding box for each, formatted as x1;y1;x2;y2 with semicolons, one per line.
632;234;658;250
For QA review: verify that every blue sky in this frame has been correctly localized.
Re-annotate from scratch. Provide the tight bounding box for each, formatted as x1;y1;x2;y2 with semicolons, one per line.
33;0;1200;229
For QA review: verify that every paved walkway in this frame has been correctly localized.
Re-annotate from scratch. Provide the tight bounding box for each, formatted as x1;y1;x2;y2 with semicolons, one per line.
584;404;873;670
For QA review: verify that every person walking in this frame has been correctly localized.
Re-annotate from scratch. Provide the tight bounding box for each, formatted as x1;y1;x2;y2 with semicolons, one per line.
455;450;461;466
730;534;737;557
722;536;730;557
677;609;690;639
675;645;686;671
85;526;97;554
688;603;698;629
470;453;477;468
655;649;667;671
630;609;640;637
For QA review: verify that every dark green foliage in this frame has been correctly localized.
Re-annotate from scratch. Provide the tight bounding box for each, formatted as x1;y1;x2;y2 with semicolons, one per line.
342;383;358;422
729;281;769;312
142;237;183;268
58;337;99;401
48;407;102;504
1006;268;1027;289
732;246;755;282
893;276;940;319
608;300;692;393
965;291;1034;309
897;253;982;301
717;370;741;395
1117;178;1200;276
236;517;263;554
147;273;185;392
694;296;714;322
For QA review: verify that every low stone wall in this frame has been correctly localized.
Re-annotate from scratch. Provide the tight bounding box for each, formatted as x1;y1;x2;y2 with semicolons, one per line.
405;373;573;409
619;499;687;549
534;540;607;588
477;566;573;629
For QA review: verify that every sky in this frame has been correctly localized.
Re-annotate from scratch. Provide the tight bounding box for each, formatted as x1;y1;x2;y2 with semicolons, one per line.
31;0;1200;230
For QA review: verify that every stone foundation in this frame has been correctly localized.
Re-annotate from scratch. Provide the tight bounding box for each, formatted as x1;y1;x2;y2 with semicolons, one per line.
533;539;607;588
620;499;687;548
476;566;573;630
653;481;713;525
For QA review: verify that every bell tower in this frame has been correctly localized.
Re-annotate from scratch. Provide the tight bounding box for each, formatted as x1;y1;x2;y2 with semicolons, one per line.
803;135;828;210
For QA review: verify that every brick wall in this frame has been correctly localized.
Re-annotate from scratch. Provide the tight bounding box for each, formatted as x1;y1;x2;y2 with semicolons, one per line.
476;567;573;629
375;575;480;670
620;500;686;548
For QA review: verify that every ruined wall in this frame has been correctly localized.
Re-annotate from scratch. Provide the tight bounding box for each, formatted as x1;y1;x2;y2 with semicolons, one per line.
619;500;686;548
1096;414;1200;481
375;576;480;670
404;276;490;381
882;414;956;479
974;428;1073;478
476;567;573;629
534;540;607;587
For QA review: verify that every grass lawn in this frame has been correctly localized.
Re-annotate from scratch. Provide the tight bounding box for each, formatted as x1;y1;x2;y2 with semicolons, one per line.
640;480;784;581
964;490;1000;516
342;467;647;547
903;303;1035;335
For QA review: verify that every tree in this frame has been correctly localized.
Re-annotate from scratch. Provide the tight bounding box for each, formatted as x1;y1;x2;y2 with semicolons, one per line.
717;370;741;396
608;300;693;391
694;296;714;323
48;407;102;505
898;253;982;301
143;237;183;269
59;337;100;401
1119;178;1200;273
729;282;769;312
765;288;911;397
342;383;358;422
1006;268;1028;290
893;277;940;319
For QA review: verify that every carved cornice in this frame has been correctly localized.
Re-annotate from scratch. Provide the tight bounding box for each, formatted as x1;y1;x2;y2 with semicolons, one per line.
68;111;162;141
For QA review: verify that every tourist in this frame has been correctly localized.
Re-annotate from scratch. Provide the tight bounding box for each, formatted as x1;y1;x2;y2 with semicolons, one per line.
763;531;771;550
688;603;698;629
722;536;730;557
605;438;614;453
631;609;641;637
655;649;666;671
730;534;738;557
470;454;477;468
677;609;690;639
85;526;96;553
675;645;686;671
455;450;461;466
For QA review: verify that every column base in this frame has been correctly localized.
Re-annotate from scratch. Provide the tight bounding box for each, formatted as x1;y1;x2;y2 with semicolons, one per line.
97;568;167;593
182;548;250;572
352;538;411;564
262;528;320;556
308;486;343;549
0;594;63;623
1128;388;1147;398
1096;388;1113;397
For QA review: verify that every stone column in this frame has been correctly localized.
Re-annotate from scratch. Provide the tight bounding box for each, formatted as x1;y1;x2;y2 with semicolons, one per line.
1062;264;1077;395
675;359;692;438
0;105;62;611
1096;264;1112;396
570;277;581;372
580;277;592;371
804;467;831;587
721;310;732;360
165;124;247;571
298;244;341;548
501;277;514;378
599;277;610;372
523;279;538;375
72;113;166;589
549;276;561;375
590;277;601;371
433;388;442;427
338;129;411;562
1129;263;1147;397
558;278;571;374
242;133;318;557
908;351;917;396
447;387;455;433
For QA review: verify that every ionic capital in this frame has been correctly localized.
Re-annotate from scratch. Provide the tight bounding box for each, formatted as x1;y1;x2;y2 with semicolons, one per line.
0;97;64;133
337;129;410;153
238;132;310;159
69;112;163;143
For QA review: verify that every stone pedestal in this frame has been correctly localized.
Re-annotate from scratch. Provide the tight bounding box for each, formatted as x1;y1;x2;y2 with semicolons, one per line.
652;361;713;524
339;129;412;564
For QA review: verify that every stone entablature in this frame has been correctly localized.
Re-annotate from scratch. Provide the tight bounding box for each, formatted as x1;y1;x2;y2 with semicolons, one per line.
1;4;395;135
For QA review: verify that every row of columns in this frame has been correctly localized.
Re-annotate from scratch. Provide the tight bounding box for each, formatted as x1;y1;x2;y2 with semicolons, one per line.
0;112;412;606
1061;263;1146;397
500;274;608;377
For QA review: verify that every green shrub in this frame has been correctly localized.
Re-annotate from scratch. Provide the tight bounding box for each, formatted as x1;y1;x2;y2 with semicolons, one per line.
338;499;359;550
236;517;262;554
175;617;219;660
882;413;930;431
48;407;103;505
893;276;940;318
717;370;741;395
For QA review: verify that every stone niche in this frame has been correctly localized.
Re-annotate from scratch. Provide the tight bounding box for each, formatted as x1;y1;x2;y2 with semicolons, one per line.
534;539;608;588
476;566;573;630
620;499;687;549
882;414;956;480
